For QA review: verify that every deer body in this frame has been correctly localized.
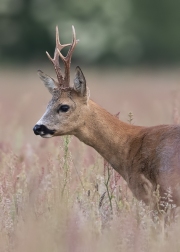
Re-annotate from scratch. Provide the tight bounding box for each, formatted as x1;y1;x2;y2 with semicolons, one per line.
33;26;180;209
74;100;180;208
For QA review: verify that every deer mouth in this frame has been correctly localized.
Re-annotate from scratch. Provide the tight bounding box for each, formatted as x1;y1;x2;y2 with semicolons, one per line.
33;124;56;137
40;133;55;138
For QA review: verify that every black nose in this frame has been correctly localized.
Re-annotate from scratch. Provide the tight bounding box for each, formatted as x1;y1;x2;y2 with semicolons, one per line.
33;124;43;135
33;124;56;136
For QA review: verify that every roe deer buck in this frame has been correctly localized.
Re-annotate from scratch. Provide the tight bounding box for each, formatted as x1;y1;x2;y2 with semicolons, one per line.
33;26;180;211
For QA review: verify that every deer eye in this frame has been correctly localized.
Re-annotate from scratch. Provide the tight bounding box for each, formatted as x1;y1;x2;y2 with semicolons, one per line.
58;105;70;113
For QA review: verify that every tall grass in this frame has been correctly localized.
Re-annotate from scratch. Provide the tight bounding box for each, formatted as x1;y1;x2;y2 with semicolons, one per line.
0;131;180;251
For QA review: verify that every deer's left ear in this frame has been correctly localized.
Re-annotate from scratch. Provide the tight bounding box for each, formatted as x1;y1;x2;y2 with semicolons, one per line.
37;70;57;94
73;66;87;96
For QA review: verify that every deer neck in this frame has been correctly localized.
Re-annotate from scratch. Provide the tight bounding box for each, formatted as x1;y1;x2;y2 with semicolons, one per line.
75;100;141;179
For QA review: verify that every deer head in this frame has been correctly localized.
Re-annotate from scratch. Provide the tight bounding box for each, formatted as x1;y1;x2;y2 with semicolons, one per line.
33;26;89;138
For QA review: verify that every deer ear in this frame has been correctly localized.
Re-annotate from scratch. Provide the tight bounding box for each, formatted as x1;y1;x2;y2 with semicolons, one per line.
37;70;57;94
73;66;87;96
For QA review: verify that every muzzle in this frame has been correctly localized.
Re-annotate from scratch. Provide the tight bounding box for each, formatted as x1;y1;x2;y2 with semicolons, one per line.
33;124;56;136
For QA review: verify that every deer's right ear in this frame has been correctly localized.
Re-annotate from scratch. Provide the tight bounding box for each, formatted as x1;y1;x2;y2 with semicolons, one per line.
37;70;57;94
73;66;87;97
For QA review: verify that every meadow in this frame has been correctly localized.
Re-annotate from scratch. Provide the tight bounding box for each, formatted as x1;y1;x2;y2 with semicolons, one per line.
1;65;180;251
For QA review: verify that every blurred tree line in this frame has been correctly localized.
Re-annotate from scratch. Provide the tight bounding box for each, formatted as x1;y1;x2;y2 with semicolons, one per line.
0;0;180;65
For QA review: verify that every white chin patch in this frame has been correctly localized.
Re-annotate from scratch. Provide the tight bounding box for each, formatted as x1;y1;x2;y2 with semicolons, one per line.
40;134;53;138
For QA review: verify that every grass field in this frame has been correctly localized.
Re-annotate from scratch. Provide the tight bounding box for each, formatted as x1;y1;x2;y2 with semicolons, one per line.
1;66;180;251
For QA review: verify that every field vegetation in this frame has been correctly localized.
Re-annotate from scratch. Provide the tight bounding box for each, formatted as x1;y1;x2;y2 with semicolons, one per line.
1;66;180;251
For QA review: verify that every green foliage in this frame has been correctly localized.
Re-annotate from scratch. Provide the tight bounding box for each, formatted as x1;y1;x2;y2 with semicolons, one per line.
0;0;180;65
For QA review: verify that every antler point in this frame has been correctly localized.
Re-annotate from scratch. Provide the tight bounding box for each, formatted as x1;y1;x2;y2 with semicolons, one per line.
72;25;75;34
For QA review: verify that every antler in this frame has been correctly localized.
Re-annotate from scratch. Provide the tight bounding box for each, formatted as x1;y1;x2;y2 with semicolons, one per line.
46;26;78;87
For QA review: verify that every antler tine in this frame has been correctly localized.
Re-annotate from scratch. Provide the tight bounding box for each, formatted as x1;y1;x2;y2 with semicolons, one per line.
46;50;63;85
67;25;77;58
46;26;72;85
55;26;72;51
57;25;79;87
